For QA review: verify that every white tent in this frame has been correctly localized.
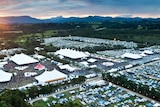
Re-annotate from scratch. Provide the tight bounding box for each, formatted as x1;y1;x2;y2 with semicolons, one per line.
10;53;38;65
80;61;89;67
121;53;142;60
102;62;114;66
34;63;45;71
0;61;8;68
142;50;154;55
58;64;77;72
90;65;97;68
35;69;67;83
33;54;45;60
55;48;89;59
154;103;160;107
87;80;106;86
85;74;96;78
0;69;12;82
139;53;147;57
24;72;37;77
87;58;97;63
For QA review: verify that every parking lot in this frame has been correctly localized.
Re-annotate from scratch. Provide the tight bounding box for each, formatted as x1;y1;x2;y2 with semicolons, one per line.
33;81;154;107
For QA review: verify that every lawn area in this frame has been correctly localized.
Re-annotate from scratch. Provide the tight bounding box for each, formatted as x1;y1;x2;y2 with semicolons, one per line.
2;30;23;33
33;96;83;107
33;97;56;107
61;88;80;98
33;100;48;107
43;30;58;37
33;88;83;107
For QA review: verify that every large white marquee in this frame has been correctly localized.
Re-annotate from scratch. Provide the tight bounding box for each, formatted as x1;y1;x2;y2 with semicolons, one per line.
10;53;38;65
55;48;89;59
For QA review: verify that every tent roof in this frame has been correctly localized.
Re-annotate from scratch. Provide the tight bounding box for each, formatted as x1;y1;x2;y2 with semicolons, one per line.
121;53;142;59
58;64;77;71
0;61;8;68
35;69;67;83
55;48;89;59
87;58;97;63
33;54;45;60
10;53;38;65
0;69;12;82
142;50;154;55
80;61;89;66
34;63;45;70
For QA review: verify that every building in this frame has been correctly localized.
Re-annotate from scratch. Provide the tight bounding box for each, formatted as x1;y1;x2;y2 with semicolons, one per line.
0;69;12;82
10;53;38;65
121;53;142;60
34;63;45;70
35;69;67;83
55;48;89;59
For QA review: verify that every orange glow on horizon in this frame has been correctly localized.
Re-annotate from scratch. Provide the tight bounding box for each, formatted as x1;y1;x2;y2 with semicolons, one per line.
0;24;11;31
0;13;12;30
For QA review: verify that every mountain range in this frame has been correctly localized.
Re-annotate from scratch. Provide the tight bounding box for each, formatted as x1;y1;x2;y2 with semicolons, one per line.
0;16;160;24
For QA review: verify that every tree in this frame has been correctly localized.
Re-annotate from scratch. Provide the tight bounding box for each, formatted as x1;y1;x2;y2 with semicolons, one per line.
0;90;30;107
27;86;39;98
0;101;12;107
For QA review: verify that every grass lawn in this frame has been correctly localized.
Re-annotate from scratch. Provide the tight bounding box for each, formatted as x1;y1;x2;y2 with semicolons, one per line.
61;88;80;98
43;30;58;37
33;100;48;107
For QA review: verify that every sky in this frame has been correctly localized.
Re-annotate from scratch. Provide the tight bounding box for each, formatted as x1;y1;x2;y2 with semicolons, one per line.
0;0;160;19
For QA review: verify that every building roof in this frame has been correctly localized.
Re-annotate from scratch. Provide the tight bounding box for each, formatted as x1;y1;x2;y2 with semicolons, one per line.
139;53;147;57
108;68;118;73
80;61;89;66
58;64;77;72
90;65;97;68
24;72;37;77
87;58;97;63
33;54;45;60
87;80;106;86
0;69;12;82
0;61;8;68
35;69;67;83
121;53;142;59
10;53;38;65
142;50;154;55
55;48;89;59
102;62;114;66
34;63;45;70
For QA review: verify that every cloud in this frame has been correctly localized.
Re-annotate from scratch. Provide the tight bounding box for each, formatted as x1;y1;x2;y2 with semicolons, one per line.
0;0;160;18
59;0;68;3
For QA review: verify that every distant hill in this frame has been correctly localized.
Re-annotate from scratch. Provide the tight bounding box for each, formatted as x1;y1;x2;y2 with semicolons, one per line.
42;16;144;23
0;16;43;24
0;15;160;24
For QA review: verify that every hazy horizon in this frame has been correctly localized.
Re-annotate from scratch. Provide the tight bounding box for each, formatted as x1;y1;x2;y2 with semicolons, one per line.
0;15;160;20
